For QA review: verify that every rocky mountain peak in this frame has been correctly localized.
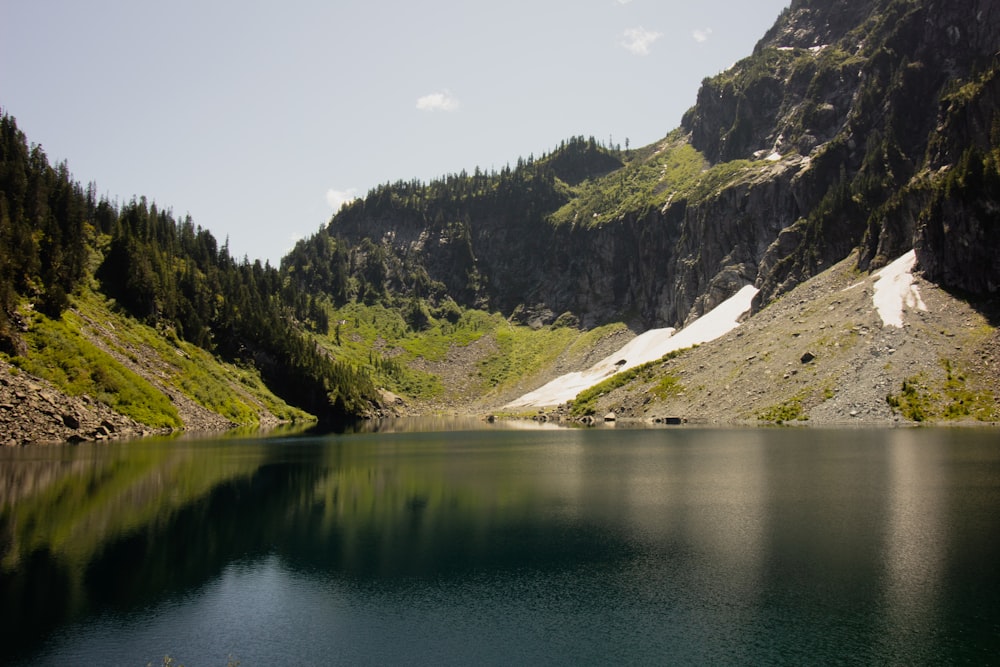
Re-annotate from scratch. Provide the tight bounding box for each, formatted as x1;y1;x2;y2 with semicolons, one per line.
756;0;882;52
301;0;998;333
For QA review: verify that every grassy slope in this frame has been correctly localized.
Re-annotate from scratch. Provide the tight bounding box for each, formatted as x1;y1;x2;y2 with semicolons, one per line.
4;289;312;429
550;133;707;228
310;300;630;412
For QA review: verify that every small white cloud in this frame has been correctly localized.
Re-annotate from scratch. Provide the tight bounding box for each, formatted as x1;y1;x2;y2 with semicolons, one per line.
326;188;358;211
692;27;713;43
621;27;662;55
616;0;633;4
416;91;460;112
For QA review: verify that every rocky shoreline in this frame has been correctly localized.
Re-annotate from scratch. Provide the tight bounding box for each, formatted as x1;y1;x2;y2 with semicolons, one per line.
0;360;166;446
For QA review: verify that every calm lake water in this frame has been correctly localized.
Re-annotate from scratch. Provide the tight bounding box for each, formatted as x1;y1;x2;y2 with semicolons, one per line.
2;423;999;665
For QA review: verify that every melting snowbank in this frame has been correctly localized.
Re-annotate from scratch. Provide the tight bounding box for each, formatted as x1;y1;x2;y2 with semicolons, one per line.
505;285;759;409
873;250;926;328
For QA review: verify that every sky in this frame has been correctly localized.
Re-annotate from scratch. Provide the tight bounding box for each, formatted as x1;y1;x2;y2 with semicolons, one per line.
1;0;790;266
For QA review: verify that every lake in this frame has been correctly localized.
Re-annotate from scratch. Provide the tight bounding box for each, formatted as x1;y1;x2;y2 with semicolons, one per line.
2;423;999;665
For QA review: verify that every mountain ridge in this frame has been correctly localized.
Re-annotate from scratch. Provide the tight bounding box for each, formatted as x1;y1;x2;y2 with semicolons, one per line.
2;0;998;439
296;0;998;331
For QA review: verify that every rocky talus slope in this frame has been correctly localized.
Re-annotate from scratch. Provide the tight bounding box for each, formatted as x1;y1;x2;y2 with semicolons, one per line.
384;251;998;426
550;253;999;425
0;359;161;445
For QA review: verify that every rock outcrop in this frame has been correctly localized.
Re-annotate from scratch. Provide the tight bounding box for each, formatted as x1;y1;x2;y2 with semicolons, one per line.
315;0;998;332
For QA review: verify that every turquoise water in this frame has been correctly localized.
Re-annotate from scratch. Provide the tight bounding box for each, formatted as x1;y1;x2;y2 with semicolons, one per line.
2;425;999;665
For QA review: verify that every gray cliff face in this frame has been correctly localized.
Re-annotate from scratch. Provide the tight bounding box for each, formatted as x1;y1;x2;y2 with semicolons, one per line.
916;66;1000;293
326;0;999;330
680;0;1000;311
665;157;810;323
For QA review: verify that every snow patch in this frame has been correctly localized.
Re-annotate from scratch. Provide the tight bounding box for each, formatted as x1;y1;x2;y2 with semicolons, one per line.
504;285;759;410
872;250;926;328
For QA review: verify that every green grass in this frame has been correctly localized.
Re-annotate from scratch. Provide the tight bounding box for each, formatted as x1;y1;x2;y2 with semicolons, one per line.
321;302;500;401
886;374;933;422
5;289;314;430
684;159;757;202
9;310;182;429
477;324;580;392
886;359;998;422
17;312;177;426
757;399;808;424
550;134;709;228
650;374;684;400
323;301;633;403
77;292;313;424
549;129;775;230
569;347;694;416
570;368;645;417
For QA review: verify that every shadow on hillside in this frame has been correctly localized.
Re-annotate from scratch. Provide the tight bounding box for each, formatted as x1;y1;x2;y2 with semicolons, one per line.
943;286;1000;327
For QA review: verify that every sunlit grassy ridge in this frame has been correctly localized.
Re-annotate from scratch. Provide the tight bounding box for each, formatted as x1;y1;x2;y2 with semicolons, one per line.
549;134;708;228
73;292;311;424
547;131;777;229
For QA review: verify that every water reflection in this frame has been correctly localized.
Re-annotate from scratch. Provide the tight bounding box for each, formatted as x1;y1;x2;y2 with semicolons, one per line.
1;428;999;664
880;428;945;660
343;415;568;434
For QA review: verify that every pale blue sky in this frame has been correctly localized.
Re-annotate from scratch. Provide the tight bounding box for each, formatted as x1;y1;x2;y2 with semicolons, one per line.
1;0;790;265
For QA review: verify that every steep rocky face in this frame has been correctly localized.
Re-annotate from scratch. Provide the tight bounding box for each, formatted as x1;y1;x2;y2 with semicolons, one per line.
682;0;1000;309
916;65;1000;293
317;0;998;331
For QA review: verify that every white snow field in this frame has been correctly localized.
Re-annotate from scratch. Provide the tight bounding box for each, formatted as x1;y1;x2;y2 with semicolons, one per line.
504;284;759;409
872;249;926;328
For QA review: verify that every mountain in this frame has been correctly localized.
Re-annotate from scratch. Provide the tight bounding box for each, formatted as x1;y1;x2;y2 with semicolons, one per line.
2;0;998;440
290;0;998;332
0;114;383;440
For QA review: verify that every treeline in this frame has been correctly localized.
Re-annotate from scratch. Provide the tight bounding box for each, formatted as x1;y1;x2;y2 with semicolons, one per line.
0;114;90;338
0;111;376;423
282;136;623;312
353;134;623;211
283;151;563;311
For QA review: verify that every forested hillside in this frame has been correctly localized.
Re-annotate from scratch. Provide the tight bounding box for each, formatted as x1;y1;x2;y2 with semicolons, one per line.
282;135;619;319
0;113;378;427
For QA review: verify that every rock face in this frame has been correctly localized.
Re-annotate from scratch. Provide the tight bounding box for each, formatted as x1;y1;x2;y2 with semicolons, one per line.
915;64;1000;294
323;0;998;330
674;0;1000;310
